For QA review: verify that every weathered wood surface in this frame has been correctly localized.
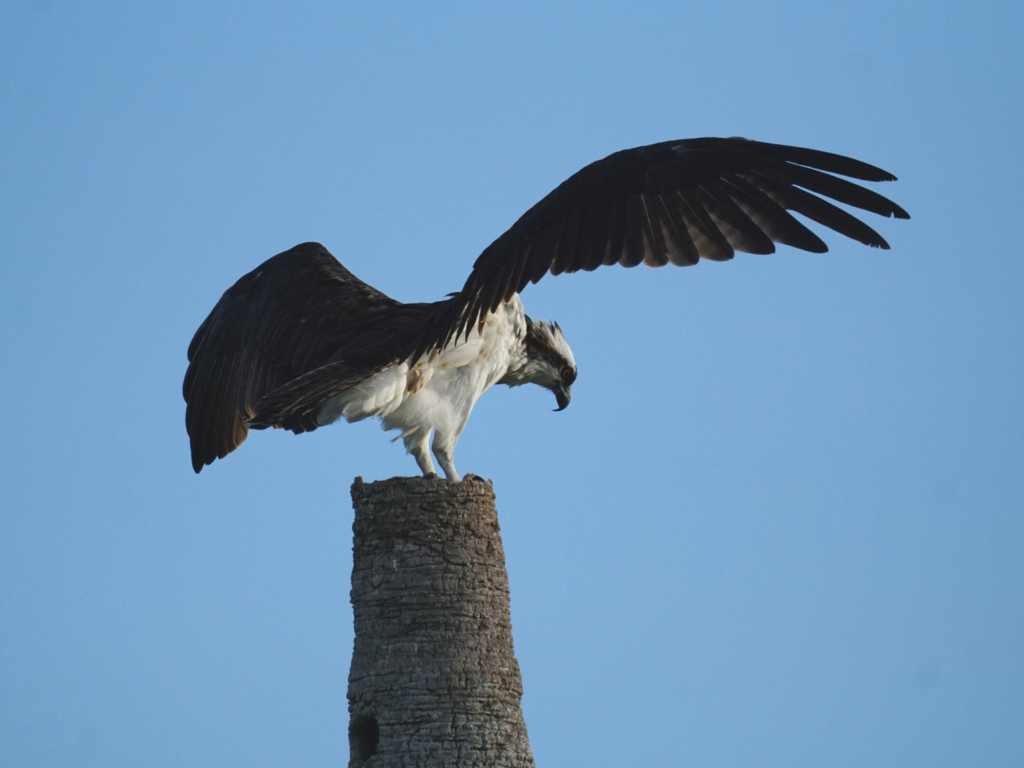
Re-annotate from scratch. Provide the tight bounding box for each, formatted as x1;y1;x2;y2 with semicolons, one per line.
348;476;535;768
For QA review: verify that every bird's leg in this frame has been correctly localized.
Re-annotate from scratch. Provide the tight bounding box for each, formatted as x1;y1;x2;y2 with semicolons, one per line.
431;430;461;482
403;429;436;477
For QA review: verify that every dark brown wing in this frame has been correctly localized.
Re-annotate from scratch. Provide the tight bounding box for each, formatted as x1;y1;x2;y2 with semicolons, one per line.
183;242;401;473
410;137;909;358
248;301;435;430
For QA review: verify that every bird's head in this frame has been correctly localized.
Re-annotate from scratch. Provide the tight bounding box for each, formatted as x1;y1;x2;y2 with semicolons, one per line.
500;317;577;411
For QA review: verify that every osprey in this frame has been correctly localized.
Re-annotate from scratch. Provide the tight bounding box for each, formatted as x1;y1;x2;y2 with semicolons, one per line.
184;137;908;480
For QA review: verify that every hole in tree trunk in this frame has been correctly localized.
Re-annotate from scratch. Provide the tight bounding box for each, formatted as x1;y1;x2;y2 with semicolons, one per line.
349;714;379;764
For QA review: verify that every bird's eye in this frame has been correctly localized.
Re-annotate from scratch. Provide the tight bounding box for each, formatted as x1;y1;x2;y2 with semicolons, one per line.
561;368;573;380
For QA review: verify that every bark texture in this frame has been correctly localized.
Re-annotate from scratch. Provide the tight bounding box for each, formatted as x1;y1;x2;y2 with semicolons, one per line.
348;476;535;768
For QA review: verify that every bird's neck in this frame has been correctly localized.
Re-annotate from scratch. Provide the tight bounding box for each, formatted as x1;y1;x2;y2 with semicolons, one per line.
498;348;535;387
497;315;546;388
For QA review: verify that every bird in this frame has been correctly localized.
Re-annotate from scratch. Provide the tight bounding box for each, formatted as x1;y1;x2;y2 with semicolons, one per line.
184;136;908;480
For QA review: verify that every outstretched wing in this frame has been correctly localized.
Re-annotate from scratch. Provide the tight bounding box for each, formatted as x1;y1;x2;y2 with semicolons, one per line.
247;301;434;429
413;137;909;357
183;241;401;473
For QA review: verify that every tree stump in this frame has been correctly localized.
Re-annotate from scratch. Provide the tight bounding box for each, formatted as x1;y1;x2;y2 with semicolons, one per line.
347;476;535;768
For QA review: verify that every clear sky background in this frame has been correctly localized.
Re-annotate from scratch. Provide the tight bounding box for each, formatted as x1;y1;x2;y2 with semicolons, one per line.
2;1;1021;766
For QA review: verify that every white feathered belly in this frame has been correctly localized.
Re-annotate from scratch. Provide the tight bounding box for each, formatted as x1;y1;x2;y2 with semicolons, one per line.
316;297;526;442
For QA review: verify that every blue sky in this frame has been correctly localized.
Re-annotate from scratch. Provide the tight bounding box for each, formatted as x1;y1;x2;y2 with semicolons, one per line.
2;1;1022;766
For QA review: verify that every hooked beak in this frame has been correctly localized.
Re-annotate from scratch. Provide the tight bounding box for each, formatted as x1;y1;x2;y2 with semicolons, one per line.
553;387;572;412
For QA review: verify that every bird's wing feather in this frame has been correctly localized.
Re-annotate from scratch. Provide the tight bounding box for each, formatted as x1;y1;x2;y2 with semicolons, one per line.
248;302;436;429
409;137;909;358
183;242;402;473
